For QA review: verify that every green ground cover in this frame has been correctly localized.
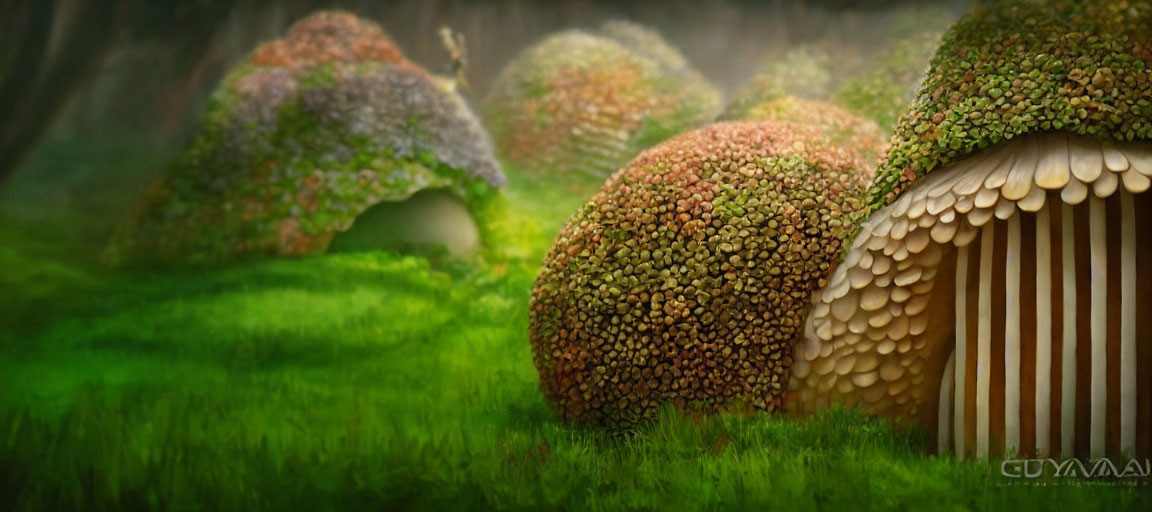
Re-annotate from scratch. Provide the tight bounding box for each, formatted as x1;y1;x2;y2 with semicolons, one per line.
0;138;1149;510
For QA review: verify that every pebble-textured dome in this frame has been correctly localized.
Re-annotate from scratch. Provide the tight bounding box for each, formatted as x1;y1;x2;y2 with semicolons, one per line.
727;95;888;174
528;121;873;425
248;10;411;69
483;24;722;179
868;0;1152;212
106;10;504;265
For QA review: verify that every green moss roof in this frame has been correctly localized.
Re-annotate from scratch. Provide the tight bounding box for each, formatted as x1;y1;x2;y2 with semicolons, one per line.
868;0;1152;211
483;26;721;179
106;12;504;266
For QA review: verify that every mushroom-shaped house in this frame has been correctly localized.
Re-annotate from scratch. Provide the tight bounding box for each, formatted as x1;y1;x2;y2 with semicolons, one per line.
106;11;504;265
790;0;1152;460
483;22;722;180
529;121;873;425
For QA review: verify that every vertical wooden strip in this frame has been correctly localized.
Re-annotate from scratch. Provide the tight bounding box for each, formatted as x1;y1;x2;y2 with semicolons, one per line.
978;225;994;458
1061;201;1078;457
1136;192;1152;458
1105;198;1122;456
1019;212;1037;458
1120;191;1136;454
939;351;956;455
1089;195;1107;459
1049;203;1065;458
1035;204;1053;456
990;222;1008;457
1074;203;1092;458
965;244;980;457
1005;214;1022;455
955;244;969;458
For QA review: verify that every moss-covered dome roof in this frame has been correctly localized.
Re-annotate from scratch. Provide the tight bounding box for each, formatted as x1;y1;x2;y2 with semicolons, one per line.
483;24;722;179
528;121;872;425
868;0;1152;212
248;10;411;70
106;10;504;265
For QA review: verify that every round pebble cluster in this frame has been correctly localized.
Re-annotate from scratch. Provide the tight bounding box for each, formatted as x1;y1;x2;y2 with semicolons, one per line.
106;11;504;265
727;95;888;172
869;0;1152;211
529;121;872;425
483;24;722;179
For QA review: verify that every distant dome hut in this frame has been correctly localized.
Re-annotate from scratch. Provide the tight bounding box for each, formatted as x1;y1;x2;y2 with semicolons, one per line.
484;22;721;180
107;10;504;265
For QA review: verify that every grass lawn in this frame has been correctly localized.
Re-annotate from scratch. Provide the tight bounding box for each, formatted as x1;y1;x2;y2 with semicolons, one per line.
1;139;1150;511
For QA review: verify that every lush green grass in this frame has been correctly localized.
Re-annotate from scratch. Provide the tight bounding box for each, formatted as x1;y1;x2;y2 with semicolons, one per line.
1;140;1150;511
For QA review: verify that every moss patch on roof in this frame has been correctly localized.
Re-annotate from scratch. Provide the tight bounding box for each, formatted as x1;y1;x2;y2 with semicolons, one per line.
868;0;1152;211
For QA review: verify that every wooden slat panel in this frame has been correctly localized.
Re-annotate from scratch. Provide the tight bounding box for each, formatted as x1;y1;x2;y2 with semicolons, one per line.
977;225;995;458
939;351;956;455
1050;201;1066;459
1074;200;1092;458
1005;214;1023;455
1136;192;1152;458
940;189;1150;459
965;237;980;457
1061;201;1079;457
954;245;969;458
1034;203;1053;457
1019;211;1038;458
990;220;1008;457
1089;195;1107;459
1120;191;1137;454
1106;196;1122;456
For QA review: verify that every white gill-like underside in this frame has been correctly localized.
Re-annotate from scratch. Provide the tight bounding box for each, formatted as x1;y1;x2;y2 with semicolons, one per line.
790;132;1152;459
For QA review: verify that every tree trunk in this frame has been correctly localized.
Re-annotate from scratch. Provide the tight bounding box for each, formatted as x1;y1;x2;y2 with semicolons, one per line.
0;0;127;188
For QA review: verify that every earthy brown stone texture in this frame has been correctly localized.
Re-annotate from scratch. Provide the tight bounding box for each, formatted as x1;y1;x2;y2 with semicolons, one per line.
248;11;411;70
529;121;872;425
